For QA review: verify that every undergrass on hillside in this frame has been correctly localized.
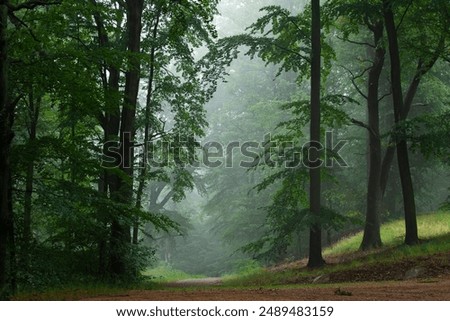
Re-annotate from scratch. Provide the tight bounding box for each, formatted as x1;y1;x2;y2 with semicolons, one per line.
324;211;450;255
224;211;450;287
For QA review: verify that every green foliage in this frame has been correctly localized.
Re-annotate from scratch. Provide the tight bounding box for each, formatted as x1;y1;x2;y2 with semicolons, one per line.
400;110;450;163
4;0;222;293
201;2;358;264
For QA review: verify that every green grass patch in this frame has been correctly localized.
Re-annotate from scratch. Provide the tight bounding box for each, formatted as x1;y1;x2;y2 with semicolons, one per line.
142;262;205;282
324;211;450;255
224;211;450;288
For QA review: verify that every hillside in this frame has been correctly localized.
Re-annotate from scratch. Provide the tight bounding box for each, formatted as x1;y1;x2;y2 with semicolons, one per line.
223;211;450;287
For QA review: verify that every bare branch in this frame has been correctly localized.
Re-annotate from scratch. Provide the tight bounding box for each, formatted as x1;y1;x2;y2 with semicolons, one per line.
336;35;375;48
339;65;369;100
157;190;175;209
378;90;392;102
351;118;378;138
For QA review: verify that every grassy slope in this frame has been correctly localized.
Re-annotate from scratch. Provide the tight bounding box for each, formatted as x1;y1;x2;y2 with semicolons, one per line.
224;211;450;287
325;211;450;255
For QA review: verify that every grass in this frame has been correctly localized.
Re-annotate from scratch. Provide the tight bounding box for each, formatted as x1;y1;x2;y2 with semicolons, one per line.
224;211;450;287
324;211;450;255
142;263;205;282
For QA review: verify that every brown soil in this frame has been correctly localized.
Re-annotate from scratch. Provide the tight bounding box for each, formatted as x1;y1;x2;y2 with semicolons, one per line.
84;252;450;301
86;276;450;301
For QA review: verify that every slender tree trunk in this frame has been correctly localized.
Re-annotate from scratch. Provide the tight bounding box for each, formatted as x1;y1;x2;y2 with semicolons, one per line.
360;22;385;250
7;173;16;294
380;57;441;197
307;0;324;268
383;1;419;245
23;88;40;261
134;13;160;245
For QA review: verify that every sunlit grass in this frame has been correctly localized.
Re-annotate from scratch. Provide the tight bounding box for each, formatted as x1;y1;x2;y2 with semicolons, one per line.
224;211;450;287
324;211;450;255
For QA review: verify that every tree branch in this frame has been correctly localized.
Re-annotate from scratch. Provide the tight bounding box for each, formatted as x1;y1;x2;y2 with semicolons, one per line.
336;35;374;48
7;0;61;12
7;11;39;41
339;65;369;100
378;90;392;102
396;0;413;31
351;118;378;138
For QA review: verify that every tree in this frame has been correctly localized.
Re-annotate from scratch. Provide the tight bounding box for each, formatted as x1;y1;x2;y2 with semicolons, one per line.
0;1;12;295
326;0;388;250
381;0;449;245
326;0;449;249
0;0;61;297
382;0;418;244
207;2;351;264
307;0;325;267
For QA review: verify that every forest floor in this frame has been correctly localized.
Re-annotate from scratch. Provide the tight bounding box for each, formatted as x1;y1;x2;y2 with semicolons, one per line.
85;252;450;301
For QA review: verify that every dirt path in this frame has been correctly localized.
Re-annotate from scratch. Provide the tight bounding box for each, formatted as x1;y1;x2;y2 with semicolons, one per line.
84;252;450;301
86;275;450;301
166;277;223;287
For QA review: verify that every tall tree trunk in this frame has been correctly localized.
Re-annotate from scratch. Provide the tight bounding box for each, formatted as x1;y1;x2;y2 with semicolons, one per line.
91;0;123;276
360;22;385;250
110;0;144;276
383;1;419;245
0;2;10;294
307;0;324;268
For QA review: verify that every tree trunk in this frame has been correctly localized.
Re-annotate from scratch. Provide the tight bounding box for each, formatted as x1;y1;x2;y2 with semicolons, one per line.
0;2;10;294
7;173;16;294
380;57;442;197
134;12;160;245
91;0;123;276
383;1;419;245
360;22;385;250
307;0;324;268
110;0;145;276
23;88;40;262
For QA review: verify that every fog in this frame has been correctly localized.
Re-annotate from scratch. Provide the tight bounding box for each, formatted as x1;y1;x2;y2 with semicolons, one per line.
143;0;449;277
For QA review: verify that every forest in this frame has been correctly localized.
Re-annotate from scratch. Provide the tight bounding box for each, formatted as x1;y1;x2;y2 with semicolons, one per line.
0;0;449;300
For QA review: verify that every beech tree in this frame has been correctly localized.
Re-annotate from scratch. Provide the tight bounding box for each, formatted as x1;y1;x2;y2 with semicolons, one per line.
307;0;325;268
